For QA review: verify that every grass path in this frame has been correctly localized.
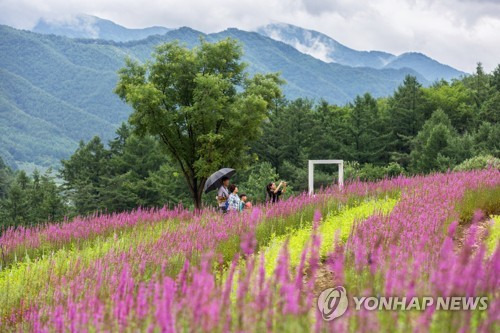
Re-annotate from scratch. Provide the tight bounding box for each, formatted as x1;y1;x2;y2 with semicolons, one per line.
259;197;399;275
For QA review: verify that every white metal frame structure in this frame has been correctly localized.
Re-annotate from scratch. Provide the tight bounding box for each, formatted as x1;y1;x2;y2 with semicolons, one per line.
308;160;344;195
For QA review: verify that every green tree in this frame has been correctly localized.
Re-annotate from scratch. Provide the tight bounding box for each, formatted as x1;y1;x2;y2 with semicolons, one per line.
237;162;280;202
409;109;462;173
39;171;65;222
474;122;500;157
28;170;43;222
102;132;170;212
278;99;315;168
309;100;346;160
424;81;477;133
2;174;30;227
0;156;13;200
473;62;489;107
480;92;500;124
388;75;429;166
343;93;390;164
115;38;283;208
60;137;110;215
251;98;288;171
149;163;193;208
491;64;500;92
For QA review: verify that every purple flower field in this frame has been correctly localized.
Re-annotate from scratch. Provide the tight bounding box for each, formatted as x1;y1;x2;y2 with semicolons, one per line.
0;169;499;332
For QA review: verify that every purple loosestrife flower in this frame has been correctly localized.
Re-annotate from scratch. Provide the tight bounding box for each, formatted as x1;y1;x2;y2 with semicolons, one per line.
253;253;270;313
471;209;485;224
328;230;345;286
275;241;290;285
240;231;257;256
295;242;308;291
176;259;190;296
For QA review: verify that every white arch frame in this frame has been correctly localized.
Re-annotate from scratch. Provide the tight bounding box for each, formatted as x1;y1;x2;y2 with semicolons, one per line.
308;160;344;195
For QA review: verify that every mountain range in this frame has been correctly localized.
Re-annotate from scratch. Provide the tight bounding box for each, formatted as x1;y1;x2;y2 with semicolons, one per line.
0;15;467;171
33;14;172;42
257;23;465;82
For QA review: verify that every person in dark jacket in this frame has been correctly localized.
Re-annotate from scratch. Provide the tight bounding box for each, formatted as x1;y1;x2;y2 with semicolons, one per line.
266;181;286;203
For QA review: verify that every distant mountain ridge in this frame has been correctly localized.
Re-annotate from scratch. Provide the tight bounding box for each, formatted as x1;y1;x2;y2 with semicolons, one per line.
257;23;465;82
31;16;466;83
33;14;171;42
0;17;465;171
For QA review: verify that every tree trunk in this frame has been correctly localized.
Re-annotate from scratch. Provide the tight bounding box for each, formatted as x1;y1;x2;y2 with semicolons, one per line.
194;187;203;210
192;178;206;211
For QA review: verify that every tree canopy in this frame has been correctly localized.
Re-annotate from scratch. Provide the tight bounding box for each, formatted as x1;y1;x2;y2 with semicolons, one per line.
115;38;283;208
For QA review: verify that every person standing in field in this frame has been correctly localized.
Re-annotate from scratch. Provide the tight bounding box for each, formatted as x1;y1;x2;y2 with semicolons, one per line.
227;184;241;212
266;181;287;203
239;193;252;210
217;176;230;213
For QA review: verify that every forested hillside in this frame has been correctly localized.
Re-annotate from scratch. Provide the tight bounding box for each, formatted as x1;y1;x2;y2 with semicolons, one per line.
2;24;432;170
1;59;498;227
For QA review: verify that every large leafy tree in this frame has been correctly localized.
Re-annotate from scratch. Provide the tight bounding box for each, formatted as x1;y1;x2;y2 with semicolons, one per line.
115;38;283;208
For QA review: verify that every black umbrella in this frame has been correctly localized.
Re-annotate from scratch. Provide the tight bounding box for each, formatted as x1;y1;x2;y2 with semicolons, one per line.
204;168;236;193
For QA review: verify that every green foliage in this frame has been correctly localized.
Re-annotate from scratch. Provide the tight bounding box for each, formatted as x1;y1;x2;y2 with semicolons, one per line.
473;122;500;157
453;155;500;171
409;109;470;173
345;162;405;181
59;124;190;215
237;162;280;202
343;93;390;164
387;75;430;163
0;169;65;228
60;137;110;215
115;38;283;208
423;80;477;133
0;156;13;200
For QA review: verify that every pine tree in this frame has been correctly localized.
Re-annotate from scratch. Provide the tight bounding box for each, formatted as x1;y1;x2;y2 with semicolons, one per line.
409;109;459;173
3;175;30;227
102;133;169;212
388;75;429;166
309;100;346;160
343;93;390;164
60;137;110;215
0;156;12;200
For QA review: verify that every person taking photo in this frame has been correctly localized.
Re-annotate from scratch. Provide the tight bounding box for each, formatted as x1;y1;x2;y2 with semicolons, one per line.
266;181;287;203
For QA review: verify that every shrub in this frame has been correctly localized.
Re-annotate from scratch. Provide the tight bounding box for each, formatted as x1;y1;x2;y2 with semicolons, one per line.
453;154;500;171
345;161;405;181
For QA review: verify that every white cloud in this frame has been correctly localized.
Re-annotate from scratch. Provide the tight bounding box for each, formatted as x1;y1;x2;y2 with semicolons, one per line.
0;0;498;72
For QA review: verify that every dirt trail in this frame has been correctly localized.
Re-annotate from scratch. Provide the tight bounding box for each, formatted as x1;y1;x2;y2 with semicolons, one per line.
453;215;492;251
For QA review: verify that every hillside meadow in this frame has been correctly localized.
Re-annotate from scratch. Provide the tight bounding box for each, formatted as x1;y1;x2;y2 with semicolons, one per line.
0;169;498;332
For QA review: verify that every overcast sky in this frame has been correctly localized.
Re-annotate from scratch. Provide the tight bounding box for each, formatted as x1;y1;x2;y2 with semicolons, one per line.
1;0;499;72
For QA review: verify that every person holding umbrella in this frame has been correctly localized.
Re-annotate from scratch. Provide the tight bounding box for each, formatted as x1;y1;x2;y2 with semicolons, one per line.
203;168;236;213
217;176;230;212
